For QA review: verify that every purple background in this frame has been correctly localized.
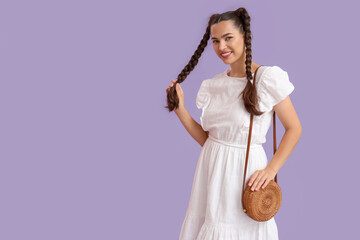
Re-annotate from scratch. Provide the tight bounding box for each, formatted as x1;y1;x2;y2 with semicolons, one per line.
0;0;359;239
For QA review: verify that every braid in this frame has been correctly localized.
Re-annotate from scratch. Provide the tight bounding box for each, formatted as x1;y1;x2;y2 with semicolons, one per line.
235;8;263;116
165;14;219;112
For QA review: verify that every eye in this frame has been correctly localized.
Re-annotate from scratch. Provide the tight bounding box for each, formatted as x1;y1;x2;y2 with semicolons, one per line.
212;37;232;44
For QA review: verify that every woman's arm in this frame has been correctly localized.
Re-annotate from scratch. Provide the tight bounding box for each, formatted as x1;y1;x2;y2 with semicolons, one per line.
248;95;302;191
166;80;209;147
267;95;302;173
175;105;209;147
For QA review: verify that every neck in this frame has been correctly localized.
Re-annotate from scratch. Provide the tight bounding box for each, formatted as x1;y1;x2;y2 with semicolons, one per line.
228;51;258;77
228;62;257;77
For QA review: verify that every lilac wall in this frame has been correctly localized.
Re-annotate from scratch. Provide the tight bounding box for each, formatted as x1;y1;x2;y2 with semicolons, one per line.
0;0;359;239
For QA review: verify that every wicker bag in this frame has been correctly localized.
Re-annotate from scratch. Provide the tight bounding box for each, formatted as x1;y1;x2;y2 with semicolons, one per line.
241;66;282;222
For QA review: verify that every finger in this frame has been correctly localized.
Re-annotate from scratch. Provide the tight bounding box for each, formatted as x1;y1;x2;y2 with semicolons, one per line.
262;178;271;189
248;174;255;186
255;175;267;191
248;172;258;187
176;83;182;93
251;172;262;191
251;178;260;191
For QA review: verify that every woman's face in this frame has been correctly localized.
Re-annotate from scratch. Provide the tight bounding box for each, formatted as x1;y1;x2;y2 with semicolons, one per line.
210;20;245;64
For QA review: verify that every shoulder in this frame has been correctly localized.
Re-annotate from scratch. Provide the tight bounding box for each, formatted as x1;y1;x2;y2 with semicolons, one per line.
256;65;295;111
198;78;211;90
258;65;292;87
196;70;225;109
196;79;211;109
260;65;288;79
197;70;224;91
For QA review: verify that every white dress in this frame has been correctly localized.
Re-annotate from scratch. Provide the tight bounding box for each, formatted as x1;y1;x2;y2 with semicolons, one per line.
179;65;295;240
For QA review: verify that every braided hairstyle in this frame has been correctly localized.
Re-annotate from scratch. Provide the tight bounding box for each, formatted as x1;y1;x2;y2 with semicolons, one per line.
165;7;264;116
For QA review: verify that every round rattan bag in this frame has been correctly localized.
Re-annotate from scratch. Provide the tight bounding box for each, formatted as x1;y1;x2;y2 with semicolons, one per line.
242;179;282;221
241;66;282;222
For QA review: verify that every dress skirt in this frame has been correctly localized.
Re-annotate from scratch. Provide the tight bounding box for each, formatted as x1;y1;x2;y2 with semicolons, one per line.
179;135;279;240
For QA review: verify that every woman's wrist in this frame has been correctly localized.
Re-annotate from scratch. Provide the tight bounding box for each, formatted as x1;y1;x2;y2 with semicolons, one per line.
266;165;278;175
174;104;186;115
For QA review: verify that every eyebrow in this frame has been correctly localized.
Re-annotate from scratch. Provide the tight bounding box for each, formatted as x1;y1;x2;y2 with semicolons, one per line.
211;33;233;40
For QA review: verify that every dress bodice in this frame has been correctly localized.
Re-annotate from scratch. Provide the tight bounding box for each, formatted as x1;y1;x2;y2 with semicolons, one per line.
196;65;295;145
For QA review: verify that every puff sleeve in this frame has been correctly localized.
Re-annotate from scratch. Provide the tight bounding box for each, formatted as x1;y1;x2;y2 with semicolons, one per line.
258;66;295;112
196;80;211;110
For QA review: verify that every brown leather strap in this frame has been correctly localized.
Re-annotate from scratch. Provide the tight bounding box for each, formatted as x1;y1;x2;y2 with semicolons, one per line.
242;65;278;195
273;111;278;183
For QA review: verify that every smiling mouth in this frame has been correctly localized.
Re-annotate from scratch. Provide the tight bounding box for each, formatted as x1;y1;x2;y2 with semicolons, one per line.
221;51;232;58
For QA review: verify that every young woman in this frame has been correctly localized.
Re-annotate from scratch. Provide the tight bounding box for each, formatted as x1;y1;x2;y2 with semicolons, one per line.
165;7;302;240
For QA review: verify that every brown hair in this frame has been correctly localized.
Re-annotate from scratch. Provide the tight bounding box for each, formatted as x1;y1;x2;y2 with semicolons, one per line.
165;7;264;116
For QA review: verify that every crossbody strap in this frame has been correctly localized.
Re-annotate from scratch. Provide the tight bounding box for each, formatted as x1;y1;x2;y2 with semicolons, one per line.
242;65;278;195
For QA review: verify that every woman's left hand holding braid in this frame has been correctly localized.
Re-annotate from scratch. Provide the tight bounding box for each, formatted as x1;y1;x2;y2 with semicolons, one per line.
247;166;277;191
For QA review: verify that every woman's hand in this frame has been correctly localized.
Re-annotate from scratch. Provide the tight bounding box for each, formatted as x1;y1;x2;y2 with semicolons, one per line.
166;79;185;112
247;166;277;191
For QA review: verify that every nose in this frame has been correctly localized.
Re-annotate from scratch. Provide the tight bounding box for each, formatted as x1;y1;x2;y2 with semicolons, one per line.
218;42;228;52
